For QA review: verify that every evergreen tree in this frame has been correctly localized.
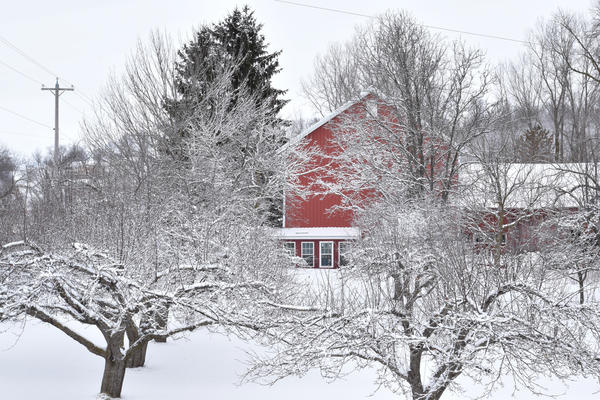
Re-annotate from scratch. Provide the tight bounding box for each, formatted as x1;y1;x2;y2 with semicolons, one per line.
170;6;287;122
517;124;553;162
164;6;287;226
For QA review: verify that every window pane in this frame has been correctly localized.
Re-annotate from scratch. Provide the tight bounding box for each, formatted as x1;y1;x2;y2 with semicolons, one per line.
320;242;333;267
301;242;314;266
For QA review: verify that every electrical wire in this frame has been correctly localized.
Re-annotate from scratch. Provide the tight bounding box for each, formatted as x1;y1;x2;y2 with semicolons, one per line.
0;104;53;129
62;98;85;115
0;59;44;85
273;0;531;45
0;34;95;106
0;34;59;77
0;59;85;116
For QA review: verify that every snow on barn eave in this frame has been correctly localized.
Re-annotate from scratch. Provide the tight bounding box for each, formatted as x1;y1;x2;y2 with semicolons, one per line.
275;227;361;240
278;88;378;155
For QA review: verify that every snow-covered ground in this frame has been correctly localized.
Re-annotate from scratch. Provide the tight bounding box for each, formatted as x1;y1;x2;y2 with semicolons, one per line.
1;317;599;399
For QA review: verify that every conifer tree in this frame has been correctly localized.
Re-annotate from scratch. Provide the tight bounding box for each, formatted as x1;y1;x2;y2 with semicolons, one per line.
517;124;553;162
170;6;287;123
165;6;288;226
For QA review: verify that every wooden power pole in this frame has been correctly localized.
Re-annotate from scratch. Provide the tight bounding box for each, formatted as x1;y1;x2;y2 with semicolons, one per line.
42;78;74;165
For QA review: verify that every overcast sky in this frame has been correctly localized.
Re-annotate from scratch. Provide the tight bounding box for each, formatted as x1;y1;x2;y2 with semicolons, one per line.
0;0;596;158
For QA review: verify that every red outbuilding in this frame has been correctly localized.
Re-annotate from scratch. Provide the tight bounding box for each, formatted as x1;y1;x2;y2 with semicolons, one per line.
276;90;385;268
276;88;594;268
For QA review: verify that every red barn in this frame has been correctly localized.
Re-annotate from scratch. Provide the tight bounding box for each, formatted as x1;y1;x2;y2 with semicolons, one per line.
277;89;452;268
277;89;594;268
276;90;388;268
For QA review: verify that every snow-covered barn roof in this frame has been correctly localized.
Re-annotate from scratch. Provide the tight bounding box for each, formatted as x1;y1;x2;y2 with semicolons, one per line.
459;163;600;209
275;227;360;240
278;89;377;154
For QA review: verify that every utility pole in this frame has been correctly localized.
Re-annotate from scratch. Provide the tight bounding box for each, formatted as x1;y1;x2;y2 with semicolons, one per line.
42;78;74;166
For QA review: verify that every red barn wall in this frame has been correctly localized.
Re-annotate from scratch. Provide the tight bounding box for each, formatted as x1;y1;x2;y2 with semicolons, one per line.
285;104;366;228
284;94;448;230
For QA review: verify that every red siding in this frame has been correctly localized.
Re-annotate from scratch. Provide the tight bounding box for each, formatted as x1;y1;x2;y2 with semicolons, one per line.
285;100;372;228
284;95;445;229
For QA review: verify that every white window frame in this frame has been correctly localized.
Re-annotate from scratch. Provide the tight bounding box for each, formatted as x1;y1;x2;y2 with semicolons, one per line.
301;242;314;267
320;241;334;268
284;241;296;257
338;241;350;267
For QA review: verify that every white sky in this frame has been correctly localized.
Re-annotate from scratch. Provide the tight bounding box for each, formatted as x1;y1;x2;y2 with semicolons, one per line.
0;0;596;158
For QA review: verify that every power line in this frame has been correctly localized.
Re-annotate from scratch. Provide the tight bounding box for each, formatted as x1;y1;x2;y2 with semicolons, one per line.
0;104;52;129
0;34;58;77
0;59;44;85
71;90;94;107
0;59;85;116
62;98;84;115
273;0;530;45
0;34;95;106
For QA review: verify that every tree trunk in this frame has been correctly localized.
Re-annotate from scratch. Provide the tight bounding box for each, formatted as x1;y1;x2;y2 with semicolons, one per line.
125;324;148;368
100;354;126;398
100;332;127;398
152;300;170;343
577;271;585;305
126;340;148;368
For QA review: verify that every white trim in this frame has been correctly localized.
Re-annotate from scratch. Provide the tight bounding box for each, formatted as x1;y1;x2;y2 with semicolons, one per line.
301;242;315;267
319;241;334;268
276;227;360;240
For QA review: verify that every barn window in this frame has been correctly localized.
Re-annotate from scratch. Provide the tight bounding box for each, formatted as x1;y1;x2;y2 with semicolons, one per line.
284;242;296;257
339;241;350;266
301;242;314;267
320;242;333;268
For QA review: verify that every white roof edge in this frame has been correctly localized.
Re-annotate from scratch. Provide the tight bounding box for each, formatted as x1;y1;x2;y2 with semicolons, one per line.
278;90;376;154
275;227;361;239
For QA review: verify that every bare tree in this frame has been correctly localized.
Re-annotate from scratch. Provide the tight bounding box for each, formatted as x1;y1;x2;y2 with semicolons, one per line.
0;237;297;398
535;162;600;305
247;162;600;400
245;12;600;398
0;147;21;243
303;11;494;201
500;9;600;163
0;30;314;398
302;41;362;116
